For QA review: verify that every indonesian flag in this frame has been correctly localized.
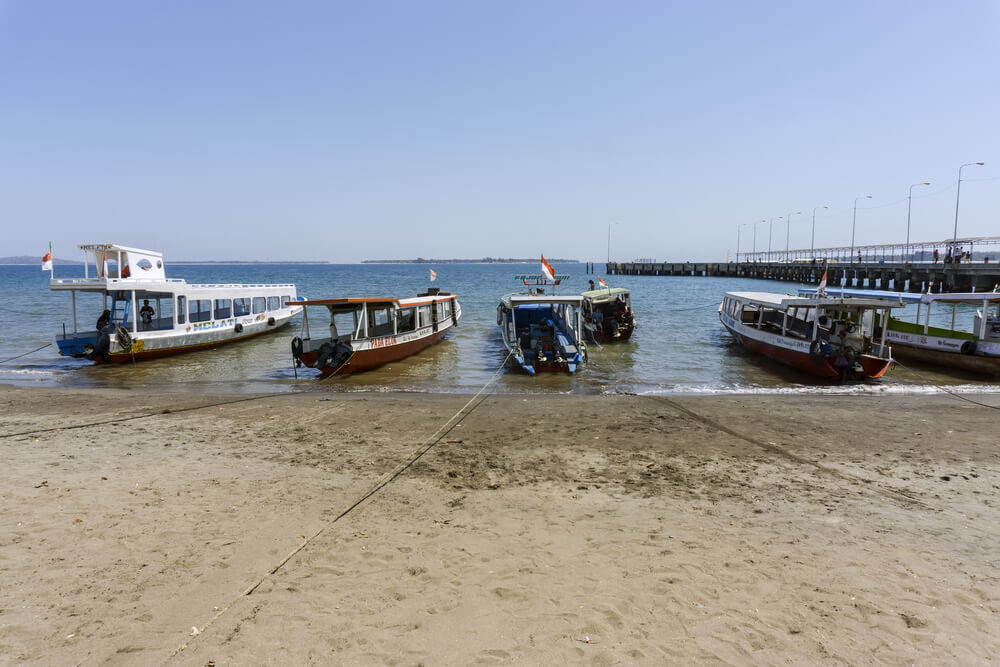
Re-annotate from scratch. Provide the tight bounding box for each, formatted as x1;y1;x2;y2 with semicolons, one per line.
598;277;608;288
540;254;555;281
41;245;53;271
817;267;828;296
429;268;437;281
101;252;108;278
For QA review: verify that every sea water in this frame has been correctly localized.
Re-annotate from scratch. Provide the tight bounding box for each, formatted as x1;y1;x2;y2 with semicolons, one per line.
1;262;997;396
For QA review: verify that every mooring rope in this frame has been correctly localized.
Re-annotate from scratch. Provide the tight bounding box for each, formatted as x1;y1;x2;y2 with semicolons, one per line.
165;349;514;661
0;342;52;364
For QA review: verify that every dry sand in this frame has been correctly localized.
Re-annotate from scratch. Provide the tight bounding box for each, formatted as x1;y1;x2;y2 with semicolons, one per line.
0;385;998;665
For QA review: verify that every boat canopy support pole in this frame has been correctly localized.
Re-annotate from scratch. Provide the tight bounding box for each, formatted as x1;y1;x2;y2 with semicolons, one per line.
71;291;77;334
880;308;888;351
952;303;958;332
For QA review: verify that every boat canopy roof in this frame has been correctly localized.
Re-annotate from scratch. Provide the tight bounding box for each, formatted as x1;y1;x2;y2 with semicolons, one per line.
727;291;906;310
501;293;584;308
295;293;456;309
581;287;630;301
799;287;1000;305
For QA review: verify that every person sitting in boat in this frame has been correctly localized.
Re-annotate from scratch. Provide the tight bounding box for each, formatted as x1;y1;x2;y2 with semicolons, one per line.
96;309;112;331
139;300;155;330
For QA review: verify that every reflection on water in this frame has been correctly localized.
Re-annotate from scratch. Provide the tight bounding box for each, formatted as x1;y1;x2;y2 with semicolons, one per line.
1;263;999;396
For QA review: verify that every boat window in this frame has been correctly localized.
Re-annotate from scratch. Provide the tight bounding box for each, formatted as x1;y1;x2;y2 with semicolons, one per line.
397;307;416;333
189;299;212;323
215;299;232;319
234;298;251;317
418;305;432;328
281;295;291;308
177;296;186;325
442;301;451;318
368;307;393;338
252;297;266;314
267;296;280;311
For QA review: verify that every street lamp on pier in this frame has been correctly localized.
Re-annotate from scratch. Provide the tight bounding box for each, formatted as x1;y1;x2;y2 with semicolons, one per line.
952;162;984;247
811;205;829;257
768;216;783;259
906;181;931;261
785;211;801;259
752;219;765;260
850;195;872;263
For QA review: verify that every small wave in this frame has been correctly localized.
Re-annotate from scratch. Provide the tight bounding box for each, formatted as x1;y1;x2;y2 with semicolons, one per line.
629;382;1000;397
0;368;59;376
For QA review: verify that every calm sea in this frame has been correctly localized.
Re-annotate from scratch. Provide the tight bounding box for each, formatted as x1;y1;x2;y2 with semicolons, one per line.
1;262;997;396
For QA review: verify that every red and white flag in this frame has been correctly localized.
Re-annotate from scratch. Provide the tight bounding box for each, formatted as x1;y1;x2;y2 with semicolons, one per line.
597;277;608;288
41;244;53;271
817;267;828;296
540;255;555;281
429;268;437;282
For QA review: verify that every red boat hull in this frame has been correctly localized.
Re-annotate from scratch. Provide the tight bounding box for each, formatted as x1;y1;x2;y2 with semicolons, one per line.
730;329;891;380
303;328;450;375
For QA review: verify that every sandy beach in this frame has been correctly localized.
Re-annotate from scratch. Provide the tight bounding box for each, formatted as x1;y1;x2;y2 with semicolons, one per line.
1;385;997;665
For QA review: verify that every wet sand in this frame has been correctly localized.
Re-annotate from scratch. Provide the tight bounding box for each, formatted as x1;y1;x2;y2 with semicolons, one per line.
0;386;997;664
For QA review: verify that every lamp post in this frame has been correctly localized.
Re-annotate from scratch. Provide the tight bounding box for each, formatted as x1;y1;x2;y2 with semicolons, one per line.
850;195;872;263
952;162;984;247
752;219;765;260
785;211;801;259
906;181;931;261
811;205;828;257
768;216;783;260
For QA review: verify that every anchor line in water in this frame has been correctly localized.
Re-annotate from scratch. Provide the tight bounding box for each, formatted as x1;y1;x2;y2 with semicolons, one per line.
0;342;53;364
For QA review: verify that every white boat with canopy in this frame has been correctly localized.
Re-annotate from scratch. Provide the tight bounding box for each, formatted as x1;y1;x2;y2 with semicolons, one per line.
50;243;302;364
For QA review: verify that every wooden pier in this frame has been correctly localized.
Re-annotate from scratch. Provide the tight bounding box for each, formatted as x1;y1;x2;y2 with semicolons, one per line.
606;260;1000;293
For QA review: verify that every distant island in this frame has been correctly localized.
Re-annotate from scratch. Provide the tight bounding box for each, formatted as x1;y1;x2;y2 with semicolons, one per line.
0;256;329;266
362;258;582;264
0;256;81;265
170;260;330;265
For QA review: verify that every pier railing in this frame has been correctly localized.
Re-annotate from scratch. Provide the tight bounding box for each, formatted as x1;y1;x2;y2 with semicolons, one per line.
607;236;1000;293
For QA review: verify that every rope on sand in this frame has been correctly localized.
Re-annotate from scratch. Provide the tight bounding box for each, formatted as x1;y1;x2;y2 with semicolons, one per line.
0;342;52;364
166;349;514;661
0;392;294;440
648;395;934;511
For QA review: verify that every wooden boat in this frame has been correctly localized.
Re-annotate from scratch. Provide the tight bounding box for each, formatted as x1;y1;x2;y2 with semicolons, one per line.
497;292;586;374
719;291;906;380
801;288;1000;376
51;243;301;364
289;287;461;376
581;286;635;343
883;292;1000;375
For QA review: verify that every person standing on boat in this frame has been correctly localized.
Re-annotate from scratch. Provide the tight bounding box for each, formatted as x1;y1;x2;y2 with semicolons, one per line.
139;300;155;330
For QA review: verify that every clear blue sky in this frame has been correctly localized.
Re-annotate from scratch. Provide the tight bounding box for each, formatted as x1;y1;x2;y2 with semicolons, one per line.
2;1;998;262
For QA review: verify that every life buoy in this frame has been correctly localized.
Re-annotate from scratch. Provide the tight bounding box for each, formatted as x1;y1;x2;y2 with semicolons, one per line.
115;326;132;352
960;340;976;355
809;340;825;362
267;317;276;326
291;336;304;360
235;322;244;333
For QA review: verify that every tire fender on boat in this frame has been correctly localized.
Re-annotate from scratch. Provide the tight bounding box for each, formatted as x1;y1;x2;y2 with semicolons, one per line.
960;340;977;355
291;336;304;361
267;317;276;326
497;308;504;326
115;326;132;352
235;322;244;333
